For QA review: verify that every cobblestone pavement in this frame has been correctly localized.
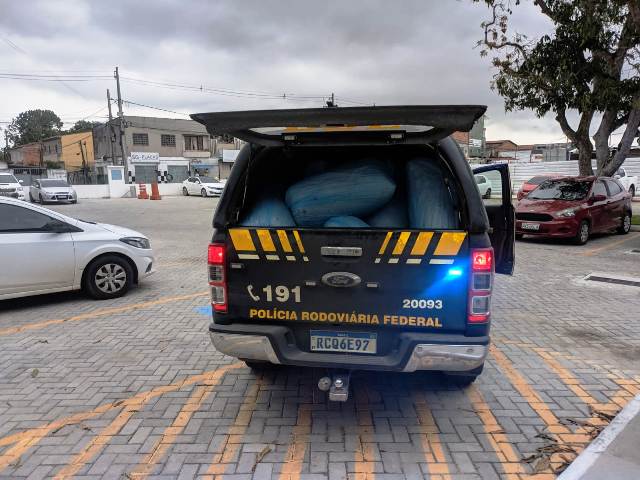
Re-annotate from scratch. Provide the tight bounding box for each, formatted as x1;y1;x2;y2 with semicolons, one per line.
1;197;639;480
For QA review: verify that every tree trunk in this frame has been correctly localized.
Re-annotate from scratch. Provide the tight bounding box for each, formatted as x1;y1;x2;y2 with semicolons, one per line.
576;136;594;176
600;105;640;177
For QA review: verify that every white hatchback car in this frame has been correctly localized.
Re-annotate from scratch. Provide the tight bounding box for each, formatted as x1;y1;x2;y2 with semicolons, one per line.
0;197;155;300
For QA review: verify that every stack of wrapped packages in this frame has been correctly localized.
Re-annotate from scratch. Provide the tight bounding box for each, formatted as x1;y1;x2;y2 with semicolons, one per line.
240;156;457;229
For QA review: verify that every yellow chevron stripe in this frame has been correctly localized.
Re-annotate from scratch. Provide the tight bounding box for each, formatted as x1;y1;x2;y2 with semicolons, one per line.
378;231;393;255
392;231;411;255
293;230;305;253
277;230;293;253
410;231;433;256
229;229;255;251
256;229;276;252
433;232;467;256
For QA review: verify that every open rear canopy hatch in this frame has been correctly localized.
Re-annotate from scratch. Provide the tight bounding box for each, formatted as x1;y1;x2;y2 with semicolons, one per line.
191;105;486;146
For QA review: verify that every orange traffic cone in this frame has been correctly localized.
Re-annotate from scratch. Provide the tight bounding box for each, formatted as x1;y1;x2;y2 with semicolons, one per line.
137;183;149;199
150;182;162;200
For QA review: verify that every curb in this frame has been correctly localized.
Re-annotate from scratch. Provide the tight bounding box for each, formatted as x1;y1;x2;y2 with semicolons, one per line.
558;394;640;480
631;225;640;232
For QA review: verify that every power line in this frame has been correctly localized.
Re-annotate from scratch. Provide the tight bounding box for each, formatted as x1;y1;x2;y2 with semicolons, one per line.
123;100;190;116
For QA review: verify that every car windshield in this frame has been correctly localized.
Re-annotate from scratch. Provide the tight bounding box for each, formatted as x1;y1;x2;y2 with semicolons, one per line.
528;176;552;185
198;176;217;183
529;179;591;201
0;174;18;183
40;179;69;187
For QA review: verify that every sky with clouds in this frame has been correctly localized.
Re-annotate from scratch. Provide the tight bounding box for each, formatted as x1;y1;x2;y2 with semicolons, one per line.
1;0;574;148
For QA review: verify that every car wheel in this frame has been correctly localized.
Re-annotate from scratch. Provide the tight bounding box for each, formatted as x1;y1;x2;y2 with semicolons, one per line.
29;192;35;202
483;188;492;199
182;186;189;196
445;364;483;387
618;212;631;235
39;194;45;205
574;220;590;245
630;185;635;197
201;188;208;197
515;233;524;240
83;255;133;300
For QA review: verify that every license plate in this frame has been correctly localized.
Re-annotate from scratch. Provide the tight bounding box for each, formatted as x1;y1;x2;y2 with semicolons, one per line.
521;222;540;230
310;330;377;354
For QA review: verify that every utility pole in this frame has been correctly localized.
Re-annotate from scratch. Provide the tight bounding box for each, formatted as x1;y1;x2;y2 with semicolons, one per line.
114;66;128;182
106;89;115;164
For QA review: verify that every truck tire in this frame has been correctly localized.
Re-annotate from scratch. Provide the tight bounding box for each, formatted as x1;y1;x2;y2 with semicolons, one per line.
445;365;484;387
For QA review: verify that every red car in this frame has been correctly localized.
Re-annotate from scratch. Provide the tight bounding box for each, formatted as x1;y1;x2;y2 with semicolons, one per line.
516;176;632;244
516;174;562;200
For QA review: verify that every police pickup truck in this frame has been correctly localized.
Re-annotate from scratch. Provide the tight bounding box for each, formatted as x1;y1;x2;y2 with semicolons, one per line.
192;106;515;401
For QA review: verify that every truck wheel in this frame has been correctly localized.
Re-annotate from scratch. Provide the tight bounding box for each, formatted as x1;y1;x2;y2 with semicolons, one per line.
243;360;272;371
618;212;631;235
445;365;483;387
573;220;590;245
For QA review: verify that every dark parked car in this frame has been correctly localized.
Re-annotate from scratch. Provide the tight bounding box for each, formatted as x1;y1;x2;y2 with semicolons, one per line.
516;176;632;244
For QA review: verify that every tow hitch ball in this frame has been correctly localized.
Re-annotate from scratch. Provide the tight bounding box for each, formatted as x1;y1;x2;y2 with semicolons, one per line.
318;370;351;402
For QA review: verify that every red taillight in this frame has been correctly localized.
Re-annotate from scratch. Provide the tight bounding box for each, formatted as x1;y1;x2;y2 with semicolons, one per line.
208;243;227;313
468;248;494;324
472;249;493;271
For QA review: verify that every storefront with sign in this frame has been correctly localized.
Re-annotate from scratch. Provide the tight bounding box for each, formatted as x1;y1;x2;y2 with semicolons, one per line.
128;152;190;184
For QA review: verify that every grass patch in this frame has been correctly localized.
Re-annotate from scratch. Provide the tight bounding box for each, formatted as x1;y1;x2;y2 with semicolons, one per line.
632;215;640;226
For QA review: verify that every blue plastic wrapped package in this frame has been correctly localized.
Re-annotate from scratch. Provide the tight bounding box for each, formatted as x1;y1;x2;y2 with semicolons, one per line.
406;158;458;229
324;216;369;228
285;160;396;227
240;195;296;227
366;197;408;228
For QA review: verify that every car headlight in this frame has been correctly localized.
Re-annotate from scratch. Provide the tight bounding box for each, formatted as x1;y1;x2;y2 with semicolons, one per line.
45;192;55;197
17;186;23;192
120;237;151;249
557;208;577;217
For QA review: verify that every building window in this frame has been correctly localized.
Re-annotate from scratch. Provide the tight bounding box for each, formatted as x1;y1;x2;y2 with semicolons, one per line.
132;133;149;146
161;134;176;147
184;135;204;151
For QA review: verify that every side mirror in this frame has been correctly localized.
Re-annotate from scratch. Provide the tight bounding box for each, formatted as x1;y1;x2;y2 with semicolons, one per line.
19;179;24;184
591;194;607;202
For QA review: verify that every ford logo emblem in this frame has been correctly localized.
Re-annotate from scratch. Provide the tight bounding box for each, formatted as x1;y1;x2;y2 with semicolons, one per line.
321;272;361;288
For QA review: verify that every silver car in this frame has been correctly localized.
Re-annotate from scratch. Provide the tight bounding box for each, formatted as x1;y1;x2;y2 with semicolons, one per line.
30;178;78;204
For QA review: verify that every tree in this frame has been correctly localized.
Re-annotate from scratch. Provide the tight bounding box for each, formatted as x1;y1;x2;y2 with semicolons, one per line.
7;109;63;147
67;120;102;133
476;0;640;176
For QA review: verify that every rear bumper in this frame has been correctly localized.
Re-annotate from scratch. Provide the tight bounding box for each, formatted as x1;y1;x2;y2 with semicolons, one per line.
209;323;488;373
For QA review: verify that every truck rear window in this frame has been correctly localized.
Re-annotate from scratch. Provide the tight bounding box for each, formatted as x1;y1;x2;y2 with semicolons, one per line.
231;145;462;230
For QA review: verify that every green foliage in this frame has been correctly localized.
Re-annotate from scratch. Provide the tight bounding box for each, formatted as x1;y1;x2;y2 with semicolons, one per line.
67;120;102;133
476;0;640;176
7;109;63;147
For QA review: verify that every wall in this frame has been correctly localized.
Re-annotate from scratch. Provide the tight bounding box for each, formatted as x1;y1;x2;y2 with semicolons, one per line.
508;157;640;193
73;184;110;198
61;132;95;170
9;143;41;166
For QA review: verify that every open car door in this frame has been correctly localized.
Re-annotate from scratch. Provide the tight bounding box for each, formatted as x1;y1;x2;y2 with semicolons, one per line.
473;163;515;275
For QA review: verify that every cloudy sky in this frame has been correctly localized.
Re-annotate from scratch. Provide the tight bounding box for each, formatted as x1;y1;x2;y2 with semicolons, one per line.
1;0;570;147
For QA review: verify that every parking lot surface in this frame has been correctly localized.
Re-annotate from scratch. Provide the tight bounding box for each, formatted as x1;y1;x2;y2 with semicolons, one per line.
1;197;639;480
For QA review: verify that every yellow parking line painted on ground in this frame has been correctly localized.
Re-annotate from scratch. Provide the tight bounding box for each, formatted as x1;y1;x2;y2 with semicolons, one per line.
581;232;639;256
53;406;142;479
0;363;242;473
126;365;241;479
466;385;524;479
0;291;208;337
353;383;376;480
204;377;265;477
411;390;451;480
278;401;312;480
